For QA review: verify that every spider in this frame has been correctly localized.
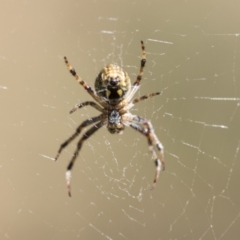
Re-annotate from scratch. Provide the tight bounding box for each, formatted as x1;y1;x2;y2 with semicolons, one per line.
55;41;165;196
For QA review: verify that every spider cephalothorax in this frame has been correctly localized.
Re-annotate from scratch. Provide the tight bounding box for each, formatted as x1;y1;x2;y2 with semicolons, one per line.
55;41;165;196
107;109;125;134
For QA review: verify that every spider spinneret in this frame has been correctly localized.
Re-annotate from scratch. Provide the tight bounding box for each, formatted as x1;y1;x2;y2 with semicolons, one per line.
55;41;165;196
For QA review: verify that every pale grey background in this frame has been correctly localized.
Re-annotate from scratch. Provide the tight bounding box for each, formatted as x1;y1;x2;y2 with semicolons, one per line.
0;0;240;239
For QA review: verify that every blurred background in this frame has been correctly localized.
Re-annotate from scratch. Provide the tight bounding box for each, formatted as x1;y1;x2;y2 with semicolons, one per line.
0;0;240;239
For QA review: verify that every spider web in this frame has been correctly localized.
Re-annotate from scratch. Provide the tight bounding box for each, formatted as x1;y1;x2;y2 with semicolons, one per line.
1;0;240;239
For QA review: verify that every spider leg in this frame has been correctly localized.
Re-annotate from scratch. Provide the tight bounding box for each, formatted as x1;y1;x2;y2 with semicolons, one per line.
70;101;104;114
132;92;160;105
133;40;146;87
133;115;165;170
129;116;165;190
125;41;146;102
66;121;105;196
55;115;103;161
121;92;161;112
64;57;107;108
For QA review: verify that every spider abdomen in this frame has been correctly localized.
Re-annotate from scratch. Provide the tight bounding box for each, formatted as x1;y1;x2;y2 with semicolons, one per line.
95;64;131;103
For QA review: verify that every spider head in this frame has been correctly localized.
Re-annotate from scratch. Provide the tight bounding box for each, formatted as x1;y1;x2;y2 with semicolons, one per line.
95;64;131;102
107;109;125;134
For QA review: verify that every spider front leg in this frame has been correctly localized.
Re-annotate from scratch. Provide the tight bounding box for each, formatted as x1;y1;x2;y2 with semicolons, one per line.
130;116;165;189
66;120;105;196
55;115;103;161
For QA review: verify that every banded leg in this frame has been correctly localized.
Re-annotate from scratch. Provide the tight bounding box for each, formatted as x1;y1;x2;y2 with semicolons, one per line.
70;101;104;114
55;115;103;161
66;121;105;196
133;40;146;87
132;92;160;105
126;41;147;102
64;57;106;107
132;115;165;170
130;117;165;189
